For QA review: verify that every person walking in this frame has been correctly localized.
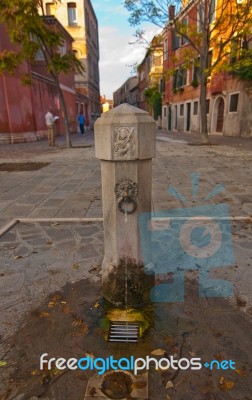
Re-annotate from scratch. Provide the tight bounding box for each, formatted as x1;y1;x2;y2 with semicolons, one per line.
45;109;56;147
78;111;85;136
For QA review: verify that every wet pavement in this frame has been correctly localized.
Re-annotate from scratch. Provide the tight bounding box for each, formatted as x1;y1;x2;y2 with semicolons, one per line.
0;130;252;399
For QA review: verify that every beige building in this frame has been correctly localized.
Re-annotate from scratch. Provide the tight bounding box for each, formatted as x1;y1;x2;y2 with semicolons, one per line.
41;0;100;127
113;76;139;107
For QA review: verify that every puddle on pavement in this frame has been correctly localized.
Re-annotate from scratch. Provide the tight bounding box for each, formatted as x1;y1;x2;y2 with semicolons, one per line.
0;162;50;172
1;277;252;400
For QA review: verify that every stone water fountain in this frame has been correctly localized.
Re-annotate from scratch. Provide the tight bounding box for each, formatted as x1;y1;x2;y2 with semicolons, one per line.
95;103;156;308
84;104;156;400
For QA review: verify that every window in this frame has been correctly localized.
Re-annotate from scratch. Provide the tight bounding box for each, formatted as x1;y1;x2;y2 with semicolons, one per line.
229;93;239;112
160;78;165;94
193;63;200;81
59;40;66;56
46;3;55;15
193;101;198;115
230;36;243;64
67;3;77;26
173;70;178;91
31;34;45;60
178;68;187;87
163;107;167;117
164;38;168;60
198;2;204;32
173;67;187;90
180;104;184;116
172;29;180;50
181;18;188;45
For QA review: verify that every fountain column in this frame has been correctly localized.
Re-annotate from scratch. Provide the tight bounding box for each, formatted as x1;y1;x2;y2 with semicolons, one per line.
95;104;156;307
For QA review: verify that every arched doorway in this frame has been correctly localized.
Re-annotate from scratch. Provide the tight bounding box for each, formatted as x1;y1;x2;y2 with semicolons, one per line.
212;96;225;134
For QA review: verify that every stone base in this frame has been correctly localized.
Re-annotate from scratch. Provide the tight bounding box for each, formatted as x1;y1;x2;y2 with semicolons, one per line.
102;259;154;307
84;371;148;400
0;131;48;144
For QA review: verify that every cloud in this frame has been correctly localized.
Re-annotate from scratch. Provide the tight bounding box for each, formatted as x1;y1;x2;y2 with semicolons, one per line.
98;25;160;98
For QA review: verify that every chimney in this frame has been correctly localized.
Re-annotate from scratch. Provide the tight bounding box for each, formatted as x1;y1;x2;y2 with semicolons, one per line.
168;5;175;20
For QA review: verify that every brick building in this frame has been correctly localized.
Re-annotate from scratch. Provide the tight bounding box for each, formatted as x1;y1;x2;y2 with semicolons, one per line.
162;1;252;137
0;18;81;144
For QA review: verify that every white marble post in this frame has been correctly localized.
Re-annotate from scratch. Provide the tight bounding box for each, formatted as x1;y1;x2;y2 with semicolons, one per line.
95;104;156;307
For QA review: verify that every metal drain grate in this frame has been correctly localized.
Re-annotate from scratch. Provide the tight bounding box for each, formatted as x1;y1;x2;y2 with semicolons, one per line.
109;321;139;343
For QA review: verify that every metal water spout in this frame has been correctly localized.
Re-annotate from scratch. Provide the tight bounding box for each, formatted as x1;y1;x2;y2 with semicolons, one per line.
94;104;156;307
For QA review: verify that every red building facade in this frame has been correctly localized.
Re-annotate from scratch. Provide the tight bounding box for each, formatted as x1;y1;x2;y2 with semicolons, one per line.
0;18;86;144
162;2;252;137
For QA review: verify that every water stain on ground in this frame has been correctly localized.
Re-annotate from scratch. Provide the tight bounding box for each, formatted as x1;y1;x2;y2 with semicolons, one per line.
1;277;252;400
0;163;50;172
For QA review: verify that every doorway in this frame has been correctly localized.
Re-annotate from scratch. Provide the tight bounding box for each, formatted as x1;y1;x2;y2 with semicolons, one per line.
186;103;191;131
216;97;224;132
168;106;172;130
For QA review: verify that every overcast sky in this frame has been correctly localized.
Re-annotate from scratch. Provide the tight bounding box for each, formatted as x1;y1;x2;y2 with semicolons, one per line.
92;0;160;99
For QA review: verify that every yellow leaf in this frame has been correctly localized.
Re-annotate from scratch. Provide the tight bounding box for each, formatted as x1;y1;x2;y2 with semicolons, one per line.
151;349;166;356
51;222;60;226
31;370;39;376
219;377;235;391
0;360;7;367
235;368;247;376
40;311;50;318
72;263;79;270
14;255;23;259
48;302;56;308
94;302;100;308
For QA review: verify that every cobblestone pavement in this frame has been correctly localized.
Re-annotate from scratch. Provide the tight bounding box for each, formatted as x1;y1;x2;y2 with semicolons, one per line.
0;131;252;399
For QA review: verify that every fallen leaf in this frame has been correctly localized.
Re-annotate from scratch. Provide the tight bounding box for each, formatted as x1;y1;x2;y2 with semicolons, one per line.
151;349;166;356
46;241;53;245
63;306;71;314
50;367;62;376
61;301;67;304
0;361;7;367
72;318;85;327
235;368;247;376
166;381;174;389
94;302;100;308
219;377;235;391
51;222;60;226
40;311;50;318
72;263;79;270
71;318;88;336
31;370;39;376
48;302;56;308
14;255;23;259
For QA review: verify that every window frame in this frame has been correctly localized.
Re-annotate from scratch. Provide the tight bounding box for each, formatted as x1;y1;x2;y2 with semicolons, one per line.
193;101;198;115
229;92;239;113
67;2;77;26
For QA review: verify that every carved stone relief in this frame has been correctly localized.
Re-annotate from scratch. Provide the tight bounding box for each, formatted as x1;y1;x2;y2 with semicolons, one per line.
113;127;136;159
